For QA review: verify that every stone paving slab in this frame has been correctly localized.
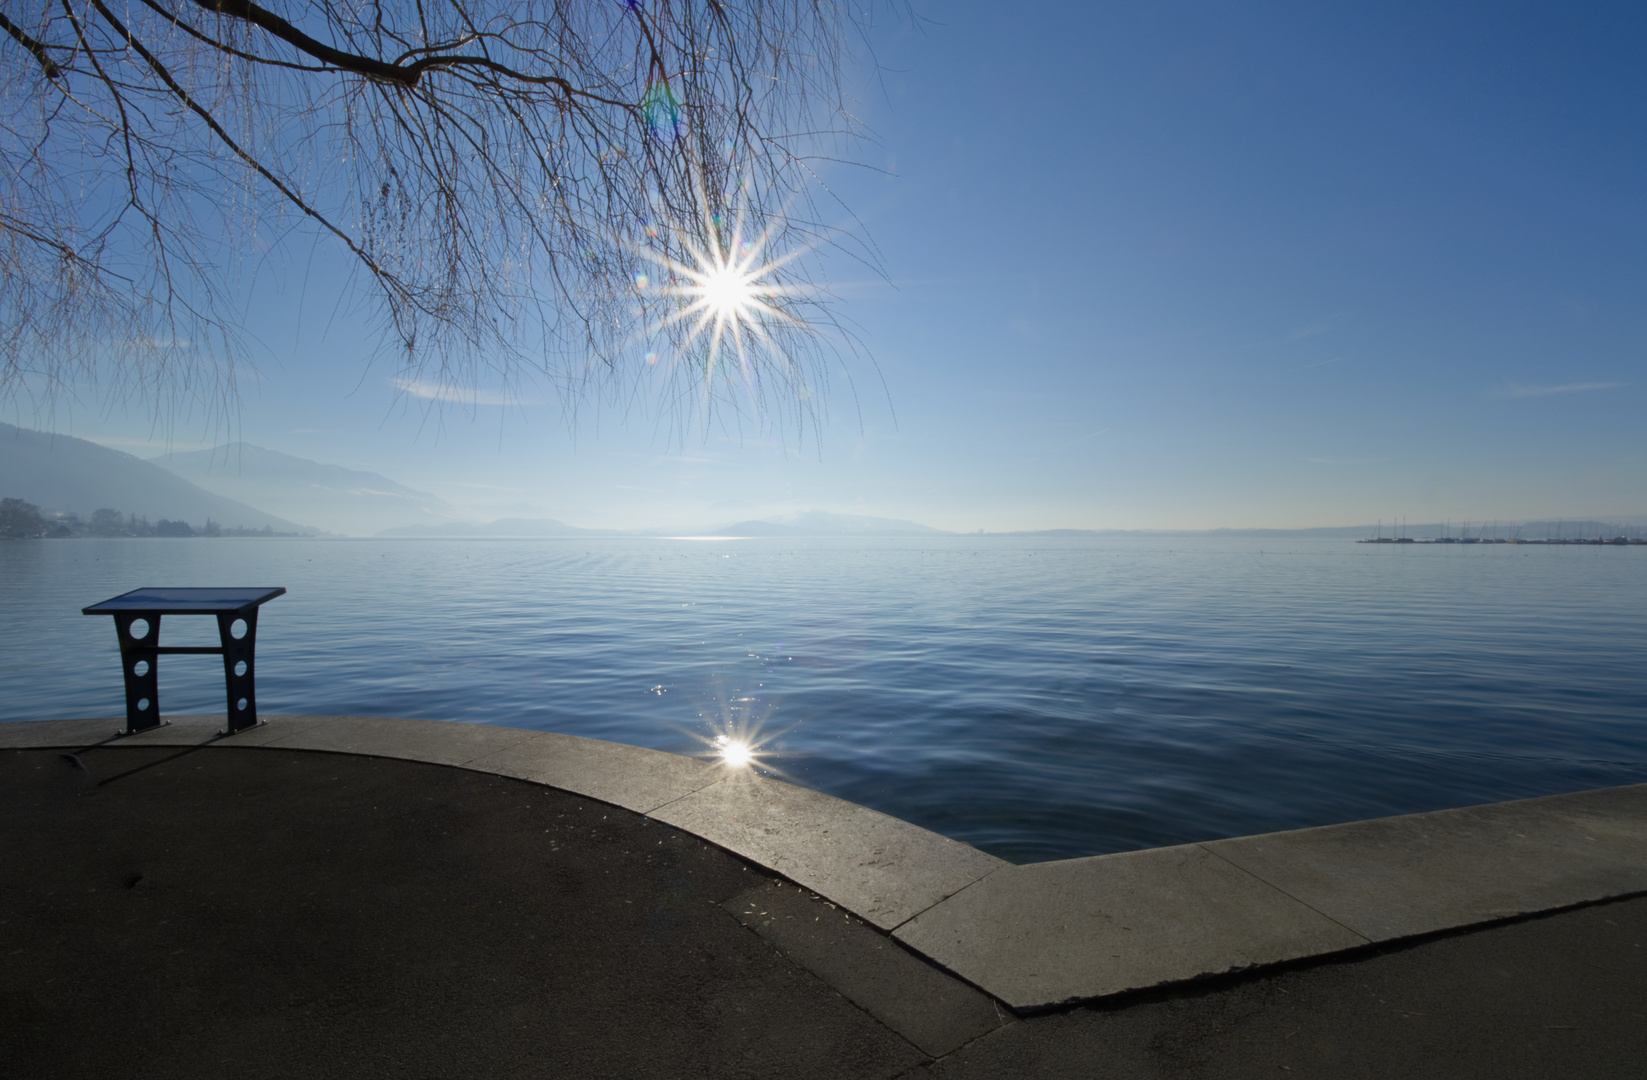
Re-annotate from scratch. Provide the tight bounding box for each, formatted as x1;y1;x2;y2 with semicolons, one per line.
0;714;338;749
0;716;126;747
650;773;1007;931
909;895;1647;1080
119;713;346;747
266;714;540;766
208;714;347;746
725;880;1010;1057
1205;783;1647;941
895;843;1370;1011
464;731;722;815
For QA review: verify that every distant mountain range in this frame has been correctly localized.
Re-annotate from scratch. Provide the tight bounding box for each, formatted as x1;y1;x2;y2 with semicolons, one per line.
151;443;464;537
705;511;946;536
3;425;958;539
0;423;314;533
380;510;948;538
379;517;604;537
9;421;1638;539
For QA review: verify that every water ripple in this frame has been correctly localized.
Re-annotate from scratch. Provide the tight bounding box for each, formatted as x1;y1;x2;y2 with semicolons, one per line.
3;535;1644;862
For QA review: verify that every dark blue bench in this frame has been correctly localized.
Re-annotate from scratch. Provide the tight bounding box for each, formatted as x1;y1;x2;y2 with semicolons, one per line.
83;587;286;735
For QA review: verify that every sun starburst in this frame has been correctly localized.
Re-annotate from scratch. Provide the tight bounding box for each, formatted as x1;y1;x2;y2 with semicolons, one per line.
630;180;817;400
714;733;755;767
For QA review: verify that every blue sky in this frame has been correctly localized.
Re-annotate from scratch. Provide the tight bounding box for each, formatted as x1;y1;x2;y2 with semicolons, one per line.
26;1;1647;530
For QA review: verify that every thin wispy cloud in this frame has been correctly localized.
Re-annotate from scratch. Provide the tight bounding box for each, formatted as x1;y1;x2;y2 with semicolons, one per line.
1280;357;1343;375
1495;381;1627;399
1284;311;1351;342
1009;317;1047;340
1248;312;1351;351
392;377;526;406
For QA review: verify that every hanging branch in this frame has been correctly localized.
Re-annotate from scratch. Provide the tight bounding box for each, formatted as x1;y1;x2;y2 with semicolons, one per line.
0;0;884;437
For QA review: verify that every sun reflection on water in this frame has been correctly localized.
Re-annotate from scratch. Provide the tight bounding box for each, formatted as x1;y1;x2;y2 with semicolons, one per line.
715;734;754;767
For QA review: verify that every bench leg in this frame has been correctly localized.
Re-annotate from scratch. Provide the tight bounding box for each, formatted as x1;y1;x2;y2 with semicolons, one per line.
218;610;262;734
113;613;164;735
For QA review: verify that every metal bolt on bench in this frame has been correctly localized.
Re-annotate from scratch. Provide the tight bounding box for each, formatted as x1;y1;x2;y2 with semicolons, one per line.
82;587;286;736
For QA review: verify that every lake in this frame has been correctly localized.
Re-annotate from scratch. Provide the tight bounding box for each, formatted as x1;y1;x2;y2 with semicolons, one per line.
3;534;1644;862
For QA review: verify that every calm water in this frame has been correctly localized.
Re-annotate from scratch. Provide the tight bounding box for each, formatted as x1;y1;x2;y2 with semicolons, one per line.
4;535;1644;862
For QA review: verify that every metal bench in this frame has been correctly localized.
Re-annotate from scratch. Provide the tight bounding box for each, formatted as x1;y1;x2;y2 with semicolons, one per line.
83;587;286;735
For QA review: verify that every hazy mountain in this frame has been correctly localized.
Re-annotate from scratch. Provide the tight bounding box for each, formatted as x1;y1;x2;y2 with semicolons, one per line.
380;509;949;537
994;519;1647;539
710;511;948;536
0;423;313;532
378;517;607;537
993;525;1413;538
152;443;464;536
1206;519;1647;540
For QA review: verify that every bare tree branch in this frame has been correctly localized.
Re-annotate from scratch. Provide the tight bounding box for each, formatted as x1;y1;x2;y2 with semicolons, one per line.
1;0;888;439
0;10;60;77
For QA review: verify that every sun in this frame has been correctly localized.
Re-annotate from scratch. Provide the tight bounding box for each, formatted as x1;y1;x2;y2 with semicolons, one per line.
630;179;815;392
696;262;759;321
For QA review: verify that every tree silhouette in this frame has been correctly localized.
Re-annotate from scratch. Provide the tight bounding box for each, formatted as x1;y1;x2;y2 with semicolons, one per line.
1;0;876;430
0;496;47;537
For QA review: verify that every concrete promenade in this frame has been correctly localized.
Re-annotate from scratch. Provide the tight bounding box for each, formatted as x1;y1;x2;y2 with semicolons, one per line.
3;715;1645;1077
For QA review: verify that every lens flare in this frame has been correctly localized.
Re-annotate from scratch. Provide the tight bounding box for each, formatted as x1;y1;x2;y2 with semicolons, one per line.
642;81;684;141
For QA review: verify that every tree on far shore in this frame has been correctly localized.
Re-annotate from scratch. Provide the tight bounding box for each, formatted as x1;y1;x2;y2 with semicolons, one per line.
2;0;879;431
0;497;47;537
90;508;126;536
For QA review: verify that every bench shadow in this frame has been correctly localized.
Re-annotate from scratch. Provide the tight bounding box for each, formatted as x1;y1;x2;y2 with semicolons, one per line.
59;735;226;787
